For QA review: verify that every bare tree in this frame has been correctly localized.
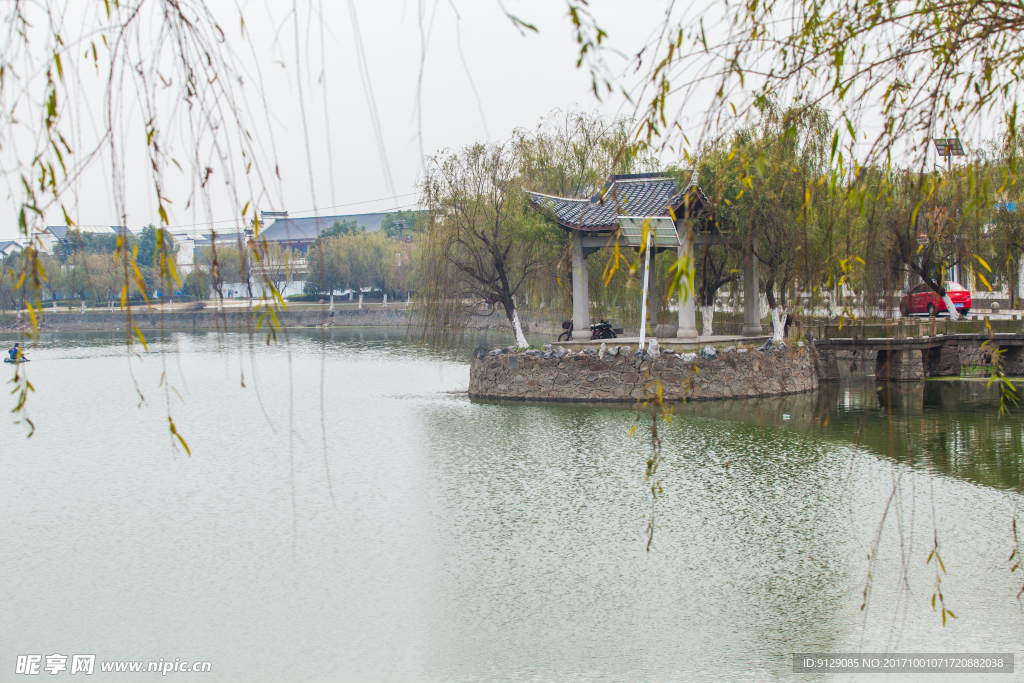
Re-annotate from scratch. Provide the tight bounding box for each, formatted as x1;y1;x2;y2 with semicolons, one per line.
422;142;550;348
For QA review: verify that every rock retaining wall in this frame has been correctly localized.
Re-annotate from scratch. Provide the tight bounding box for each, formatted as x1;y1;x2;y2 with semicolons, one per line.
469;343;819;402
959;344;993;368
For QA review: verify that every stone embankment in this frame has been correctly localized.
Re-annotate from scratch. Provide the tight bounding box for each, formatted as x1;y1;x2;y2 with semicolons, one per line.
469;342;819;402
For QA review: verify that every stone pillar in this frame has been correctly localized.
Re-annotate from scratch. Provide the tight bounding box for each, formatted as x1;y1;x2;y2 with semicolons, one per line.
677;229;697;339
742;249;763;336
571;229;590;338
925;343;961;377
876;348;924;381
813;344;841;382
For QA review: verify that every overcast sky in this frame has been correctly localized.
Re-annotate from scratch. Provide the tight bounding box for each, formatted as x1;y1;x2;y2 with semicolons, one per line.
0;1;678;240
1;0;1006;242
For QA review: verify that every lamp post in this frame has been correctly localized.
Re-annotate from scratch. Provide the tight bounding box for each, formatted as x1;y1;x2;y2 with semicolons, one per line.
639;229;652;349
617;216;681;347
933;137;965;171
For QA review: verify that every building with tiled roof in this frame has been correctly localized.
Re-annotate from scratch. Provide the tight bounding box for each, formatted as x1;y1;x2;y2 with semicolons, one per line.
526;171;761;339
45;225;134;240
0;240;23;257
259;213;387;253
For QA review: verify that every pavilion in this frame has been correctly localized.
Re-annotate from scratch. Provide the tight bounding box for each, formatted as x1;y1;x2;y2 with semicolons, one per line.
526;171;762;339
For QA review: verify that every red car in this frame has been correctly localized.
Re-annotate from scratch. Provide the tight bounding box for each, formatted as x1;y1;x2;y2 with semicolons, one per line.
899;281;972;317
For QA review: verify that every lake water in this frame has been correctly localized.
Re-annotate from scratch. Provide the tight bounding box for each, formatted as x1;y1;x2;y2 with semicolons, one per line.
2;330;1023;682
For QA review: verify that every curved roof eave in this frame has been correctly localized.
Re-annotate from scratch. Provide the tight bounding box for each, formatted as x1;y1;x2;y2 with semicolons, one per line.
526;171;708;233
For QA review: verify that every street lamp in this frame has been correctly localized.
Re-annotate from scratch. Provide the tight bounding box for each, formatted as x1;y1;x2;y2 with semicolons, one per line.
933;137;965;171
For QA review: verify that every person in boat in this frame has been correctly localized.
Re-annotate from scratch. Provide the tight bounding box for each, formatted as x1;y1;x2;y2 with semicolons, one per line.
7;343;20;361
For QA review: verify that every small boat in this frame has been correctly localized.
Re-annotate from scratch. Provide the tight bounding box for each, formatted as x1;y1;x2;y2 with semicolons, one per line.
3;357;29;364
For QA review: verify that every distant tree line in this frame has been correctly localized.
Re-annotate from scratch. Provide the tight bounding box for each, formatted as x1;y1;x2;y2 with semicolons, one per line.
178;217;423;302
304;230;415;300
693;100;1024;337
0;224;179;309
418;105;1024;345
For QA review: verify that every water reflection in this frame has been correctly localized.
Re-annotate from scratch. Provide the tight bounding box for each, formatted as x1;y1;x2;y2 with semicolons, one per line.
677;370;1024;491
418;397;855;681
2;332;1023;682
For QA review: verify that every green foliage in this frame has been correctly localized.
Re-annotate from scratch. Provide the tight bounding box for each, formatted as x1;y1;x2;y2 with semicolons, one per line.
183;268;211;300
305;232;412;298
381;210;424;238
56;229;119;261
0;253;20;311
135;224;179;269
416;108;683;338
183;241;296;300
320;219;364;239
10;251;127;305
194;245;252;297
687;101;840;317
48;225;182;301
515;108;658;198
602;0;1024;176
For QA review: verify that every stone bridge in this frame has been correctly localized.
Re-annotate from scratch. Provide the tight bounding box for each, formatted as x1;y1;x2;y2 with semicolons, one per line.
815;333;1024;381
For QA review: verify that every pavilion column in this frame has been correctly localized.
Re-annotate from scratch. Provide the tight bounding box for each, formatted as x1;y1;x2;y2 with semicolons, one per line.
677;227;697;339
571;229;590;338
742;247;763;336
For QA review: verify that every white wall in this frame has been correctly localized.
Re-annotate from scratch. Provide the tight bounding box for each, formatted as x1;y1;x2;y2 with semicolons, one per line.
216;280;305;298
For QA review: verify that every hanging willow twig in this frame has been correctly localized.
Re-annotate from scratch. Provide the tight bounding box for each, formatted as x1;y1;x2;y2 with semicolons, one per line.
0;1;287;441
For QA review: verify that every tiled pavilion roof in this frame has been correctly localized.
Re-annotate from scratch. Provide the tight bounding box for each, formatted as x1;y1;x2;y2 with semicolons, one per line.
526;171;707;232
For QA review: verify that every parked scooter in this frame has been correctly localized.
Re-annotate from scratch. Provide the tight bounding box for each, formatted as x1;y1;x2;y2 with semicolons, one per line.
558;319;618;341
590;319;617;340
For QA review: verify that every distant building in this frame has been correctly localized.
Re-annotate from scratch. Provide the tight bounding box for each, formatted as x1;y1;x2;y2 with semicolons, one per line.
38;225;134;254
31;229;60;253
167;212;391;267
164;210;398;293
0;240;23;257
168;228;252;272
259;212;387;253
45;225;133;240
